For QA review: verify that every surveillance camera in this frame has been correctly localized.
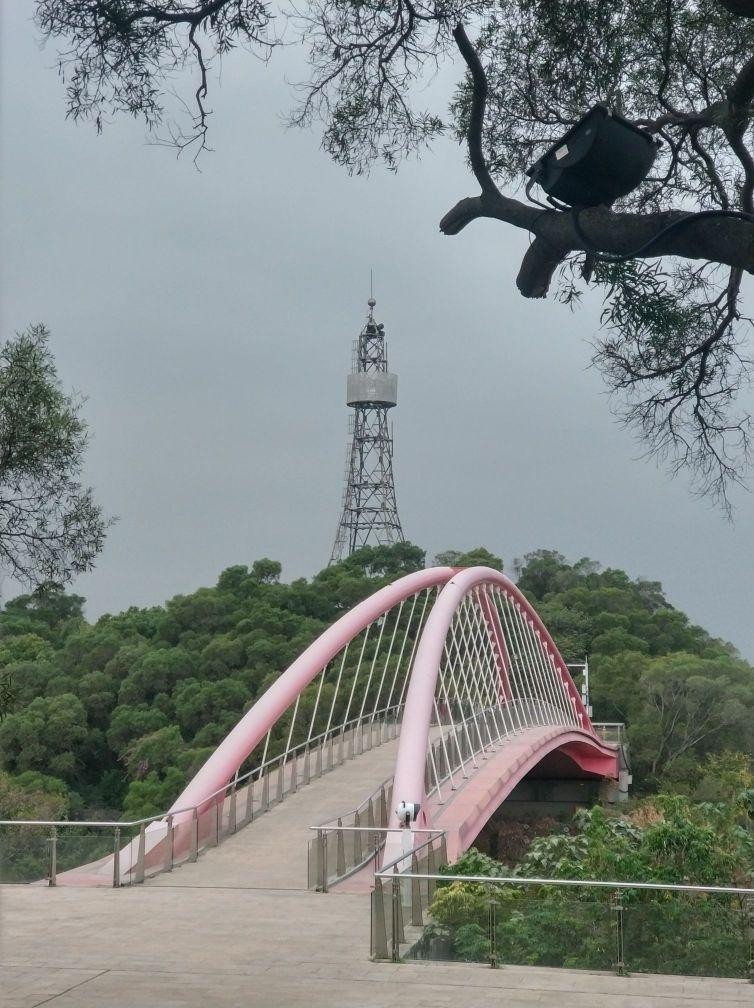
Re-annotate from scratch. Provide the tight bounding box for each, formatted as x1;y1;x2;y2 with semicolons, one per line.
396;801;421;825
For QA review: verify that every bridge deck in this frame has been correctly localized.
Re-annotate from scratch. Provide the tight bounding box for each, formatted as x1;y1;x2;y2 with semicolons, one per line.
3;742;750;1007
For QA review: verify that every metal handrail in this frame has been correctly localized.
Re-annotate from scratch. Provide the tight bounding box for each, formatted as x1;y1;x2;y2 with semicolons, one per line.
0;704;405;832
313;774;393;830
373;868;754;897
309;826;442;834
379;831;445;875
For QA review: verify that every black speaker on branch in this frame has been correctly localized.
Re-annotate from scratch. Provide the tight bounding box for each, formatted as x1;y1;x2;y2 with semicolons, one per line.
526;105;660;208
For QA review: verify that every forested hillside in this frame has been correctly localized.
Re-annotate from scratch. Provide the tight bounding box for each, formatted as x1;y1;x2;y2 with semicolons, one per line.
0;544;751;825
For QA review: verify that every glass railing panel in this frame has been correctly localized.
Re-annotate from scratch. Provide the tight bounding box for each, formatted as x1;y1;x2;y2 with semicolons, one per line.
408;888;613;970
0;824;51;883
622;894;750;979
494;893;614;971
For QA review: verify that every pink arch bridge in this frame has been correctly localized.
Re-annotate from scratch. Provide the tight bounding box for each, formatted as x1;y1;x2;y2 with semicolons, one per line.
64;566;620;885
166;566;619;869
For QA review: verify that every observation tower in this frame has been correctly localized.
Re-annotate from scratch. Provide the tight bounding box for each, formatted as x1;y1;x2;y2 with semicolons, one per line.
329;298;404;563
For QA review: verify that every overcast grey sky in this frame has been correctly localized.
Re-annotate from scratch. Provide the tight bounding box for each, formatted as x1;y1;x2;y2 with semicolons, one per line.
1;5;752;660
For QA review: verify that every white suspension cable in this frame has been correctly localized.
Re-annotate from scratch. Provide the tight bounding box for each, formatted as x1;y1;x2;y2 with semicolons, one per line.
435;645;470;779
305;662;329;744
511;600;548;724
466;589;506;745
357;612;389;723
432;694;456;790
461;594;498;749
491;588;528;737
497;594;535;728
396;588;435;709
443;609;483;764
517;609;556;725
323;642;350;740
369;599;405;724
281;692;301;770
340;622;373;732
383;592;421;712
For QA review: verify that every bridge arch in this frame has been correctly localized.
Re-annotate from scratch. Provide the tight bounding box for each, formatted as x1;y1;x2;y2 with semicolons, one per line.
387;567;618;856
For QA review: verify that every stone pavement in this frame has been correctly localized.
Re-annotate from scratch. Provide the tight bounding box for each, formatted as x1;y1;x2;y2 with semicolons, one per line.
2;740;751;1006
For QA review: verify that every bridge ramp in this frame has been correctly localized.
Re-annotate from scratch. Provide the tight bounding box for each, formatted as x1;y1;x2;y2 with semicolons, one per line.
151;736;401;889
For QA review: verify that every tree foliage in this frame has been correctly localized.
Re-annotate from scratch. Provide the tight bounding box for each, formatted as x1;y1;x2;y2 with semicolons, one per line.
0;326;109;588
425;800;753;976
33;1;754;504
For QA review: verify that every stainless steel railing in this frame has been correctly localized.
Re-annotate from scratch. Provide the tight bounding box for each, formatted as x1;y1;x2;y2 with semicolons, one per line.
0;706;405;887
371;863;754;979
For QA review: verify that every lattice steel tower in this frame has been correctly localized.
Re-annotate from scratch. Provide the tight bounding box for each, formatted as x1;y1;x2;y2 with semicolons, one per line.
330;298;405;563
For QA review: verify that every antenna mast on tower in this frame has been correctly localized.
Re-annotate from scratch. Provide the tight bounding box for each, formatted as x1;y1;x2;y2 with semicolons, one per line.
330;297;405;563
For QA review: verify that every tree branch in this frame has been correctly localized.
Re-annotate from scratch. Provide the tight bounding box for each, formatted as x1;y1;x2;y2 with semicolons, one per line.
442;195;754;297
451;23;499;199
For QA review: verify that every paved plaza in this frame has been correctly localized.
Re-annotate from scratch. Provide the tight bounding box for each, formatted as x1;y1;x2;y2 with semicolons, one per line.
2;742;751;1007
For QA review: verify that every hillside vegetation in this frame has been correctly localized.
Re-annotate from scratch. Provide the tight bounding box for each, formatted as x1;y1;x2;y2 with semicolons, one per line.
0;545;751;825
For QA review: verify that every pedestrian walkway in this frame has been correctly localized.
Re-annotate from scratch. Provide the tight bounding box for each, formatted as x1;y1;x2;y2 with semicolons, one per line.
2;739;750;1007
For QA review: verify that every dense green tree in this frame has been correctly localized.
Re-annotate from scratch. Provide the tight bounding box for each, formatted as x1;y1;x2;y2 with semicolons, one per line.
0;326;109;587
0;542;749;821
628;652;754;784
429;800;753;975
434;547;503;570
249;558;282;584
514;551;598;601
0;694;88;782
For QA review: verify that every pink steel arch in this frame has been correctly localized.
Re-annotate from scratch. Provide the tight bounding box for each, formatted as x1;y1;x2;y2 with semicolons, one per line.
167;566;456;819
389;567;614;839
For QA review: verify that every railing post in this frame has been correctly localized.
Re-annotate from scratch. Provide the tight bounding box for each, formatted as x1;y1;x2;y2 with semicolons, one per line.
262;771;270;813
112;826;121;888
189;808;199;862
427;840;437;904
213;801;221;846
303;748;310;786
411;853;423;926
745;895;754;983
489;899;498;968
354;810;363;863
373;830;381;870
317;829;328;893
378;787;388;829
289;754;298;795
164;814;174;872
391;870;401;962
48;826;57;887
367;798;375;831
276;758;284;803
372;876;388;959
245;778;254;825
315;743;322;779
612;889;625;975
229;784;237;834
336;818;346;877
135;823;146;883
